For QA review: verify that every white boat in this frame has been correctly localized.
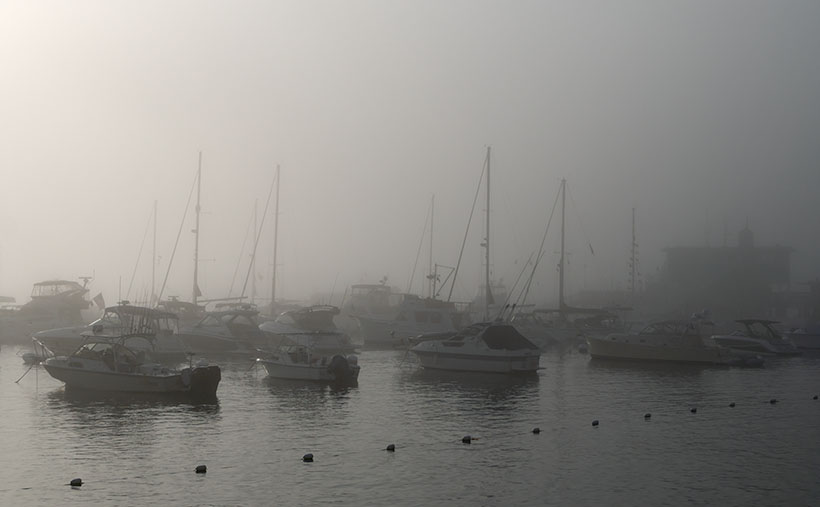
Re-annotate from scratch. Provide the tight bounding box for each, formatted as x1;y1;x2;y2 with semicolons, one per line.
711;319;801;356
41;334;221;398
256;346;360;384
260;305;355;356
587;320;742;364
410;322;541;373
34;303;186;360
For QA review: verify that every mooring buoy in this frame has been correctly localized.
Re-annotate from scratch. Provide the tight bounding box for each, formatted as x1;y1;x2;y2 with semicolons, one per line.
690;408;697;414
532;427;541;434
303;453;314;462
770;399;778;404
729;402;736;408
386;444;395;452
591;420;599;427
462;435;472;444
644;413;651;419
70;478;83;487
195;465;207;474
814;395;818;400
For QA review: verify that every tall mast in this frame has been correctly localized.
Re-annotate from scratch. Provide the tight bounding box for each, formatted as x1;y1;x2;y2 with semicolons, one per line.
484;146;492;320
428;194;435;298
270;164;280;314
630;207;638;296
559;178;566;310
151;199;157;305
251;199;258;304
193;152;202;306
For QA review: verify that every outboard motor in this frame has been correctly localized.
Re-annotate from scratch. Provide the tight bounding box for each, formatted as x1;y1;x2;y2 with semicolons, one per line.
327;355;356;384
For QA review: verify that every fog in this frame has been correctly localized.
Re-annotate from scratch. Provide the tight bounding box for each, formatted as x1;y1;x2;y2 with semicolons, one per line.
1;1;819;310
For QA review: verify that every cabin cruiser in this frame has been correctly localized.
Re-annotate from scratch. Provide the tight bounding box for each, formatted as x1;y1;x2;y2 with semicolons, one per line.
352;294;471;348
587;320;752;365
0;279;90;344
41;334;220;398
785;325;820;351
34;303;186;360
711;320;801;356
410;321;540;373
260;305;355;356
256;346;360;385
177;307;269;356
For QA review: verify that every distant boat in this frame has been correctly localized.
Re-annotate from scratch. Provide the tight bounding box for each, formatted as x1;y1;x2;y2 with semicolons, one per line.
177;306;269;356
410;322;540;373
256;346;360;384
711;319;801;356
0;279;91;344
260;304;355;356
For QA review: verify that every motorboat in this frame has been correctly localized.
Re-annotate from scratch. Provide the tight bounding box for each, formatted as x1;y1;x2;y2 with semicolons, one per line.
352;294;471;348
785;325;820;350
256;346;360;385
0;279;90;344
410;321;541;373
260;305;355;356
711;319;801;356
40;334;221;399
587;320;747;365
34;303;187;360
177;307;269;356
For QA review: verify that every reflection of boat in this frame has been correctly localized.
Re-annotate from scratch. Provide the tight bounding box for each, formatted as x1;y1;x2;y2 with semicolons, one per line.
587;320;742;364
711;319;801;356
410;322;540;373
34;303;186;360
260;305;355;355
352;295;470;348
41;334;221;399
256;346;359;384
0;279;90;344
177;307;268;356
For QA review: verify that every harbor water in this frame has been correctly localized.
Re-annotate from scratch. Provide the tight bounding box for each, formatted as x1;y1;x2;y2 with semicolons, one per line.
1;346;819;506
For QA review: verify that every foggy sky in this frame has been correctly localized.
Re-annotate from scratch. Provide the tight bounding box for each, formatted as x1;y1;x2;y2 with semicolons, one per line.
1;1;819;309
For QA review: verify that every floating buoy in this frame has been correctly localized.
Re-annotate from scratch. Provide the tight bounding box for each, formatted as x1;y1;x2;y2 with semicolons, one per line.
729;402;736;408
385;444;395;452
591;420;599;427
690;408;697;414
303;453;314;462
70;478;83;487
769;399;778;404
532;427;541;434
195;465;207;474
644;413;651;419
814;395;818;400
462;435;472;444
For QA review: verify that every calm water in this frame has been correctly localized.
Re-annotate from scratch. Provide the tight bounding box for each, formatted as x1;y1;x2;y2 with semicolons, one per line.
1;345;818;506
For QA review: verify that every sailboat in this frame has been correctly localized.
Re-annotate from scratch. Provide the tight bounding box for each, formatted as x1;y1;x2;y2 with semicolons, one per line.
410;147;541;373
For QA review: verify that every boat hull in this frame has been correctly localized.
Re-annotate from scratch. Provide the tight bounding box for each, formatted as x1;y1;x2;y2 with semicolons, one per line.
412;349;540;373
258;358;360;383
587;335;730;364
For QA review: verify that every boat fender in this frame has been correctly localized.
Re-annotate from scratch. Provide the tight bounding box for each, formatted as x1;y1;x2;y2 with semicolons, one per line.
532;427;541;434
690;408;697;413
729;402;736;407
462;435;472;444
769;399;778;404
181;368;192;387
644;413;651;420
814;395;818;400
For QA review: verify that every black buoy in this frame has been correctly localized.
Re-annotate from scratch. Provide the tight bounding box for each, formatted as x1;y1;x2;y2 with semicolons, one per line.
644;413;651;420
690;408;697;414
195;465;207;474
814;395;818;400
532;427;541;434
462;435;472;444
70;478;83;487
770;399;778;404
303;453;314;462
591;420;599;427
386;444;395;452
729;402;736;408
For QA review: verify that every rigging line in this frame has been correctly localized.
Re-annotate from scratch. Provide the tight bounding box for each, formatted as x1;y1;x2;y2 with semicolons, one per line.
228;204;256;298
567;182;595;255
516;184;562;312
447;152;488;302
406;202;431;295
240;169;278;299
496;251;533;321
125;205;155;300
156;169;198;306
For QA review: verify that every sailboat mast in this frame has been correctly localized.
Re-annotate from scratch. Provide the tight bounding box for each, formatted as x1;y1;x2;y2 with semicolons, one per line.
270;164;280;314
428;194;435;298
193;153;202;306
151;200;157;305
484;146;492;320
559;178;566;309
251;199;258;304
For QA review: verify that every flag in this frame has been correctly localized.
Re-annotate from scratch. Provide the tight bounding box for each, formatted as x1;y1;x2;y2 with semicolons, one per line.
93;292;105;309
